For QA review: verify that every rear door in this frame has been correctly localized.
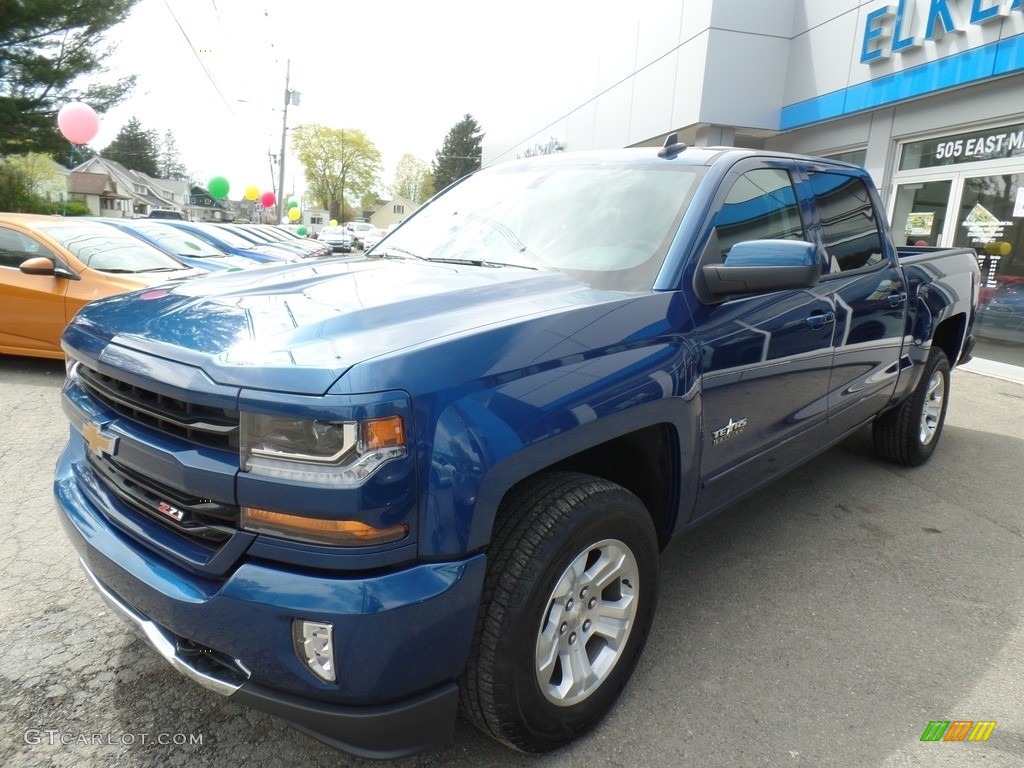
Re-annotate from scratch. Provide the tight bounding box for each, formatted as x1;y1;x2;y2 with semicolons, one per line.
800;166;907;442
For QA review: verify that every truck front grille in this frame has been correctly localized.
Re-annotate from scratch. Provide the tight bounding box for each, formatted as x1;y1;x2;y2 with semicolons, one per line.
87;452;238;543
78;365;239;450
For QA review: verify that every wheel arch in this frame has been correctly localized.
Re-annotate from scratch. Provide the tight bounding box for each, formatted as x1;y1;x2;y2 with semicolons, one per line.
930;311;968;368
466;408;695;554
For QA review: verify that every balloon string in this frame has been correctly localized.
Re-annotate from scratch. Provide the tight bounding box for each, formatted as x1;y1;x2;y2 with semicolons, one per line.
64;143;73;216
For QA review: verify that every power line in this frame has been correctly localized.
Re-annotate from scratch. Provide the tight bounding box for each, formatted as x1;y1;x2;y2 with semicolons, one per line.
161;0;236;120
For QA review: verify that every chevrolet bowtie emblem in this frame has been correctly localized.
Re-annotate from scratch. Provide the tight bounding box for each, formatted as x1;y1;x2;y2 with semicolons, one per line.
82;421;119;457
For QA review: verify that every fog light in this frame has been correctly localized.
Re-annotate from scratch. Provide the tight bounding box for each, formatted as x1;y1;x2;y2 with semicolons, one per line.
292;620;335;682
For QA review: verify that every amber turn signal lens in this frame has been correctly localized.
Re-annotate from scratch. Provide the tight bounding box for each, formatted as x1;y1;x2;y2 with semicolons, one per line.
241;507;408;546
361;415;405;451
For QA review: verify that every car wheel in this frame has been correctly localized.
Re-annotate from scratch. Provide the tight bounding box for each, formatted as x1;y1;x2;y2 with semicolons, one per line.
873;346;951;466
460;471;659;752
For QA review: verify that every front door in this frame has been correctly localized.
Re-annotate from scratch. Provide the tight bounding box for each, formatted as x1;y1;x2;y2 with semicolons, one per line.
695;164;836;518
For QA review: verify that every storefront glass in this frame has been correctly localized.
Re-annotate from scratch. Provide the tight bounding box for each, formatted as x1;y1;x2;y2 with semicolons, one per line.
892;180;951;246
893;127;1024;368
954;173;1024;367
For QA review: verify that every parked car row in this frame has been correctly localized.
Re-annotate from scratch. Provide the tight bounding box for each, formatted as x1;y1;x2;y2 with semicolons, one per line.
0;214;204;359
0;215;342;360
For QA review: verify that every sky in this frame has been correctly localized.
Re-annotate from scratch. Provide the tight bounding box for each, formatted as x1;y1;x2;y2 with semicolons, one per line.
86;0;547;202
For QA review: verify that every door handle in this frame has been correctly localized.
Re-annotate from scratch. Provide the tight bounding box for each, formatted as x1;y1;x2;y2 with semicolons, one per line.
805;311;836;330
887;292;908;307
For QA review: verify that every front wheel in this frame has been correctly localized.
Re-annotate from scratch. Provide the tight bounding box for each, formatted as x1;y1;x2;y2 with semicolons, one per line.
873;346;951;466
460;472;659;753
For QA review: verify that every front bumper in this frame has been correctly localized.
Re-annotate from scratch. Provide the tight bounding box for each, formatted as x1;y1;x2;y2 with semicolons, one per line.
55;440;486;758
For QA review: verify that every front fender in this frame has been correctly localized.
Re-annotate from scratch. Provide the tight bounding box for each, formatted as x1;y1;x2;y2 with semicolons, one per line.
420;343;701;558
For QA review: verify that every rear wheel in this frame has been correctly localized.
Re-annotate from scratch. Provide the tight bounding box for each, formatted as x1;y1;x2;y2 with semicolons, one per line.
873;347;951;466
460;472;659;752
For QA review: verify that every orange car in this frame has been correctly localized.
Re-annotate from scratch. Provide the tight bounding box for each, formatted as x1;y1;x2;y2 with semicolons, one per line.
0;213;203;359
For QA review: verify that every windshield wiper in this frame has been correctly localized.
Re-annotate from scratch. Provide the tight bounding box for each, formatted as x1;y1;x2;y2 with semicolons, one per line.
374;246;426;261
422;256;542;270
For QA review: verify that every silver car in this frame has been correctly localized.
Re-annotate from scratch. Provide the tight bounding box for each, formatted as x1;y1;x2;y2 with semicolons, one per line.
317;225;353;253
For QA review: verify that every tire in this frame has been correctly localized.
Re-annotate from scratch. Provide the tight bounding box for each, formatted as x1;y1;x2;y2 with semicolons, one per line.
873;346;951;466
460;471;659;753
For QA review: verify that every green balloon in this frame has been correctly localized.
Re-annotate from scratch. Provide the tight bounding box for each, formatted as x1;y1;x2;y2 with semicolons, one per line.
296;225;308;236
208;176;230;200
287;199;299;209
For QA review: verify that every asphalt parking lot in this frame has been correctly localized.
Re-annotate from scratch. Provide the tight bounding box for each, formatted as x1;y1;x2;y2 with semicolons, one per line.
1;356;1021;767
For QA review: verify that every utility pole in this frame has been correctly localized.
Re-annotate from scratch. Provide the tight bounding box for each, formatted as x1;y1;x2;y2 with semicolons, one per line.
276;60;291;225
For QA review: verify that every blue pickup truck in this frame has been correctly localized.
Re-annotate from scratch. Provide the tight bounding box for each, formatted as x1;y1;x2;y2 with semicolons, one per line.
54;142;979;758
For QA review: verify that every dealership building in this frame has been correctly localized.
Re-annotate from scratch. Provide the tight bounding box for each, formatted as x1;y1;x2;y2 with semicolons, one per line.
482;0;1024;373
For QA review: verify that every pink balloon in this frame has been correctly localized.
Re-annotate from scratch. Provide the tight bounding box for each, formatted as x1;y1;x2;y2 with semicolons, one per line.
57;102;100;145
259;191;276;208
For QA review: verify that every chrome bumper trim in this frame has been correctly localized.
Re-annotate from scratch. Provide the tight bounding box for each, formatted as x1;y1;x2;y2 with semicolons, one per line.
78;557;249;697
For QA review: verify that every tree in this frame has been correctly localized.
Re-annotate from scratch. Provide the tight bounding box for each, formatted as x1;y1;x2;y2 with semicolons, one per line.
4;152;62;199
160;130;188;180
0;161;35;212
102;117;160;176
431;114;483;191
0;154;87;214
0;0;139;157
392;154;434;203
292;124;381;223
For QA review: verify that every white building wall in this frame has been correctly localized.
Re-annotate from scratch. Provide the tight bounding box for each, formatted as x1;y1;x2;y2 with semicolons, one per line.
482;0;1024;166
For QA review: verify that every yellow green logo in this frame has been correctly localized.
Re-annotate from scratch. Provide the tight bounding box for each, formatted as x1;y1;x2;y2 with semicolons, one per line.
920;721;997;742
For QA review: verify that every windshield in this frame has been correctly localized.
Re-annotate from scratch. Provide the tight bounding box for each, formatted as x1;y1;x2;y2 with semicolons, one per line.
188;223;258;249
378;162;705;291
124;223;225;258
38;223;191;273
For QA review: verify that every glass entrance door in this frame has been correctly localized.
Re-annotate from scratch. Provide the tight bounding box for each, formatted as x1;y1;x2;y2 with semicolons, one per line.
891;127;1024;367
954;171;1024;364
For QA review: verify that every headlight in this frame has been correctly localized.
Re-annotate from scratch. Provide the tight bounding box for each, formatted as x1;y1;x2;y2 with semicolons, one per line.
240;413;406;486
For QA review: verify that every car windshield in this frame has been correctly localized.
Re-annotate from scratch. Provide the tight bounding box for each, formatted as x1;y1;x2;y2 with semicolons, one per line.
188;224;257;248
320;227;346;236
378;162;705;291
124;223;225;258
37;223;191;273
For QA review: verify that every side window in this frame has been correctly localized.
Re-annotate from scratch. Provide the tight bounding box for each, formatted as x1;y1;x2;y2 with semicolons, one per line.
807;171;884;272
717;168;804;260
0;227;50;270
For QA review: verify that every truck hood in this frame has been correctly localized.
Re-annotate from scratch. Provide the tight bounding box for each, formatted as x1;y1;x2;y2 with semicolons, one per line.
70;257;624;394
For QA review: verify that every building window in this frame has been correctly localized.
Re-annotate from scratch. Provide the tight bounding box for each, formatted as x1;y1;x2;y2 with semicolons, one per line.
394;204;404;214
823;148;867;167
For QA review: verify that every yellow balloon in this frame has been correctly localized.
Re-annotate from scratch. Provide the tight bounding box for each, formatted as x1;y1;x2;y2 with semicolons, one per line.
985;240;1011;256
330;219;338;227
287;207;301;221
244;185;260;202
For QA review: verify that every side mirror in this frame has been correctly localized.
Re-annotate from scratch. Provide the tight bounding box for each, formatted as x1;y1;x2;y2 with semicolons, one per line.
703;240;821;296
19;257;79;280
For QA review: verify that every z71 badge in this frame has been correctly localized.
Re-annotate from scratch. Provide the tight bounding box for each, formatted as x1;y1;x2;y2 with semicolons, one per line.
712;417;747;445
